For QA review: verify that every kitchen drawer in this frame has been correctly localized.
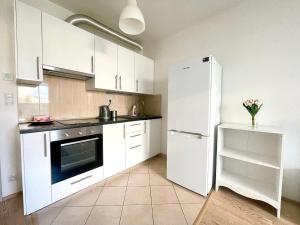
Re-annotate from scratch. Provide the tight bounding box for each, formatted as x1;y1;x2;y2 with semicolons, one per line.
126;132;145;145
125;121;145;134
52;167;103;203
126;144;146;168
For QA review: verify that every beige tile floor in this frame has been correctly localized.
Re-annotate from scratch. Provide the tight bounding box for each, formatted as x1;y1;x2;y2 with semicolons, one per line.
31;155;206;225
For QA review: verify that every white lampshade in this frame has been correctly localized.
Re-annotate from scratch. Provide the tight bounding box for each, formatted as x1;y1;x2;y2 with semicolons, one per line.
119;0;145;35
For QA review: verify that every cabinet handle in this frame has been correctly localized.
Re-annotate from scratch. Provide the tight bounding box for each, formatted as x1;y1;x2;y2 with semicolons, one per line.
71;175;92;185
130;134;141;138
123;123;126;139
43;133;47;157
91;56;94;73
136;80;139;92
36;56;40;80
130;145;141;149
115;75;118;89
119;76;122;90
130;123;141;126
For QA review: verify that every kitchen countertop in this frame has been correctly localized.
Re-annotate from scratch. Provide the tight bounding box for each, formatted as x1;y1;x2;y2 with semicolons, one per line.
19;115;162;134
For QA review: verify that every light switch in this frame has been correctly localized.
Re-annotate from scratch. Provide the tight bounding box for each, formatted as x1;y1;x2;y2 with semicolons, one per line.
2;72;13;81
4;93;14;105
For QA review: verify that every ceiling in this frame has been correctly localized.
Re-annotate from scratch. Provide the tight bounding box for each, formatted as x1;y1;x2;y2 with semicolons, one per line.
49;0;242;43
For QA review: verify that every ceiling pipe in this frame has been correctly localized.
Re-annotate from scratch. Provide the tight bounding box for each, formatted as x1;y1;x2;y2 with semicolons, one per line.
65;14;143;51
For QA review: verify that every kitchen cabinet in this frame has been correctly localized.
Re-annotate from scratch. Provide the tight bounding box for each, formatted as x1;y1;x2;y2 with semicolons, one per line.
117;46;135;92
20;131;51;215
103;123;126;178
86;36;118;91
15;0;43;84
135;54;154;94
125;121;147;168
147;119;161;158
42;13;95;75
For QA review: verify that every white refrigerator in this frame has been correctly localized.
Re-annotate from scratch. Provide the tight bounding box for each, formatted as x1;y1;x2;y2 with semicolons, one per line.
167;56;222;196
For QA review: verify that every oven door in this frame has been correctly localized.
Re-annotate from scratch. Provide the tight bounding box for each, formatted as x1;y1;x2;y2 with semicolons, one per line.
51;134;103;184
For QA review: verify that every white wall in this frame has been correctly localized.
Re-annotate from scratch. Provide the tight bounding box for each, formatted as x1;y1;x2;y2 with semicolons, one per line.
154;0;300;201
0;0;72;198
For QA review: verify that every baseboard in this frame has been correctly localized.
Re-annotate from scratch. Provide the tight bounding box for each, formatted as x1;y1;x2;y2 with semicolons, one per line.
282;197;300;206
1;191;22;202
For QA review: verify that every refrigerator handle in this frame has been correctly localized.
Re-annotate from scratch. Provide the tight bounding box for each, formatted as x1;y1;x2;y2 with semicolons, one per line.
168;129;206;139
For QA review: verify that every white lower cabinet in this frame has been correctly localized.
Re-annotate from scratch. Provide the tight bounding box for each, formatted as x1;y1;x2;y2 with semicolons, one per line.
147;119;162;158
125;132;147;168
20;118;161;214
103;123;126;178
21;131;51;215
52;167;103;202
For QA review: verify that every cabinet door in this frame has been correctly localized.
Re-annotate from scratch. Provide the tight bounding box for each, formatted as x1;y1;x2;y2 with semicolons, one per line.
42;13;94;74
135;54;154;94
15;0;43;84
103;123;126;178
21;132;51;215
118;46;135;92
94;36;118;90
147;119;161;158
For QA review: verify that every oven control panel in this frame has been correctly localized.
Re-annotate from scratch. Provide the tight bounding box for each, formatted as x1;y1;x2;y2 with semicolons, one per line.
50;126;102;142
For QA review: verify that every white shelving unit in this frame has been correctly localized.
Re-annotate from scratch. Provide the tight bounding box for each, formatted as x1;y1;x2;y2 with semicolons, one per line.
216;123;285;218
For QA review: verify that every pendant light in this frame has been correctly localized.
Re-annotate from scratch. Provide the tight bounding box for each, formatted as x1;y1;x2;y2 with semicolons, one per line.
119;0;145;35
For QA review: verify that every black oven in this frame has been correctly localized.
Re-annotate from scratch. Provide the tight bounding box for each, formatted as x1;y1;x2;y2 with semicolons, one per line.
50;126;103;184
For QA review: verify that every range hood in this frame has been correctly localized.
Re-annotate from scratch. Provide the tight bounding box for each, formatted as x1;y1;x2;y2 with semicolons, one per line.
43;65;94;80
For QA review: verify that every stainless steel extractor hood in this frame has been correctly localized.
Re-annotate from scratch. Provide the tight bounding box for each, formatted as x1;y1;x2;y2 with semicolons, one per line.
43;65;94;80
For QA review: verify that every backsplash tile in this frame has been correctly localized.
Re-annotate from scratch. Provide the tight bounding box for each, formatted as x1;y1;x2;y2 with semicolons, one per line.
17;75;161;121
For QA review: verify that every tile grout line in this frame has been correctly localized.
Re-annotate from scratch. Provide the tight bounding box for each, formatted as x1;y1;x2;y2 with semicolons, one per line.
118;172;130;225
49;206;64;225
82;185;105;225
172;183;189;225
148;163;155;225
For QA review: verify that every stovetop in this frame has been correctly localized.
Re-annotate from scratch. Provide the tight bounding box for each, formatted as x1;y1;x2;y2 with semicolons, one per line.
57;117;128;125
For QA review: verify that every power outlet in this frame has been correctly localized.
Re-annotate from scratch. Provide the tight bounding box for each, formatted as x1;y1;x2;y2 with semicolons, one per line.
2;72;13;81
8;175;17;182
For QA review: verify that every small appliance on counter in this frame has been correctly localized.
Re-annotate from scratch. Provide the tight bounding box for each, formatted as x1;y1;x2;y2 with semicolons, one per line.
99;100;111;120
110;110;117;119
130;104;138;117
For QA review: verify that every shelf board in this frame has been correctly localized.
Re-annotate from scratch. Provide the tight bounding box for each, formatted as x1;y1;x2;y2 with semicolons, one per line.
219;171;279;208
219;148;280;170
219;123;284;135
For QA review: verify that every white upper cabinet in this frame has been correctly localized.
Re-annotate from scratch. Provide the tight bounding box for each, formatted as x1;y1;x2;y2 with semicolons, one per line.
87;36;118;91
15;0;43;84
117;46;135;92
42;13;95;74
21;131;51;215
135;54;154;94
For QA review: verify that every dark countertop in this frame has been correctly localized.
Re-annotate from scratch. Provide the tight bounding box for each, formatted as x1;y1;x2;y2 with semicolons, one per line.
19;115;162;134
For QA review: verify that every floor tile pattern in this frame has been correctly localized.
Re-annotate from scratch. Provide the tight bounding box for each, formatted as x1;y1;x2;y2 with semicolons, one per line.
32;155;206;225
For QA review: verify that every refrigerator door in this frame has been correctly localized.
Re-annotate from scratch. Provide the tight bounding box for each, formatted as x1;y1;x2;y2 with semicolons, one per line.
168;58;211;136
167;130;209;196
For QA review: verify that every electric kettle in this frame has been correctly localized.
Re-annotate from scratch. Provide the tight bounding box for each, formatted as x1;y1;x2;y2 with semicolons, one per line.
99;100;111;120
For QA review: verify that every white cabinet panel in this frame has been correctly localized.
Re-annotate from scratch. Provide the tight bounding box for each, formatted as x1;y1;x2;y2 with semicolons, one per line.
15;0;43;84
52;167;103;202
21;132;51;215
87;36;118;91
126;143;146;168
147;119;161;158
135;54;154;94
42;13;94;74
103;123;126;178
117;46;135;92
